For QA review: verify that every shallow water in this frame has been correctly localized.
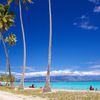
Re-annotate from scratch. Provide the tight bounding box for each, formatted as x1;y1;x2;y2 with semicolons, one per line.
15;81;100;90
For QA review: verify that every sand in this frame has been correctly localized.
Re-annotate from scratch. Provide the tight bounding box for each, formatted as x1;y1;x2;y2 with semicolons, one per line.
0;91;48;100
52;89;100;93
0;88;99;100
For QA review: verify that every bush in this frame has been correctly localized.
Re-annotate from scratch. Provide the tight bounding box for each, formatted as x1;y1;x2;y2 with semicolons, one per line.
0;75;15;82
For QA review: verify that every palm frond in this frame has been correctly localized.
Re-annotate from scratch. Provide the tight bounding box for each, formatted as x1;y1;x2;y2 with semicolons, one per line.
27;0;34;4
7;0;13;5
0;4;5;11
15;0;19;6
4;4;10;11
5;33;17;46
0;22;3;28
0;4;15;31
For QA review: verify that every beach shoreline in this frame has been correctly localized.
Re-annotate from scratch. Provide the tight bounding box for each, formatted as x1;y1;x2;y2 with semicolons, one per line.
52;89;100;93
14;87;100;93
0;88;100;100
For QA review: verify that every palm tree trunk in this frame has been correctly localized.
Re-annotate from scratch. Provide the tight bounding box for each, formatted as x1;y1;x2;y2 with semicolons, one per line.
0;33;13;87
19;0;26;89
43;0;52;92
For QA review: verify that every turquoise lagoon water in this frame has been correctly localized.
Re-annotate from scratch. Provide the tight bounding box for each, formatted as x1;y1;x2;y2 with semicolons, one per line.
15;82;100;90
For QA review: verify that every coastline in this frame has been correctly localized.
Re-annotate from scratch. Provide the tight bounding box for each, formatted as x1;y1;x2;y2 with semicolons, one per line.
24;88;100;93
19;87;100;93
52;89;100;93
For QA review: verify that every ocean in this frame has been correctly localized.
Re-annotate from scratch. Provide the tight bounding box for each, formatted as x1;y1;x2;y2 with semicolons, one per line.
15;81;100;90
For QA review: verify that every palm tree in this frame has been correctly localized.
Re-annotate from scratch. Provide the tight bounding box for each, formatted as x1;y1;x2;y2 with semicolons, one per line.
7;0;32;89
43;0;52;92
0;4;15;87
5;33;17;46
4;33;17;85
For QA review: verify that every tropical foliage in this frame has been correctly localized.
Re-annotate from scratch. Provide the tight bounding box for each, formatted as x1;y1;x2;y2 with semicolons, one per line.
7;0;33;9
5;33;17;46
0;3;16;87
0;75;15;82
0;4;15;31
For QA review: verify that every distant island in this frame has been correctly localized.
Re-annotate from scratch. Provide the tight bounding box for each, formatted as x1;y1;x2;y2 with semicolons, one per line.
16;75;100;82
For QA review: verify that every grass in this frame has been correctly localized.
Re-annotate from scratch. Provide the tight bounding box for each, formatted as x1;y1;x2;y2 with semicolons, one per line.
0;86;42;96
44;91;100;100
0;86;100;100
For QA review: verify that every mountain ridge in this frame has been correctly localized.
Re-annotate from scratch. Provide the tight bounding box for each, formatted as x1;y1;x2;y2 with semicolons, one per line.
16;75;100;82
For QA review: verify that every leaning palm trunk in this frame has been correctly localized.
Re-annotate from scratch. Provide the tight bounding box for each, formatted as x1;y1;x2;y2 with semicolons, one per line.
0;33;13;87
43;0;52;92
19;0;26;89
4;62;8;85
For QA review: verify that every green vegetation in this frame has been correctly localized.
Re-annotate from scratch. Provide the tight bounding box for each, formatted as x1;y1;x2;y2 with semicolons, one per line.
0;87;100;100
44;91;100;100
0;75;15;82
0;4;15;30
0;3;16;87
5;33;17;46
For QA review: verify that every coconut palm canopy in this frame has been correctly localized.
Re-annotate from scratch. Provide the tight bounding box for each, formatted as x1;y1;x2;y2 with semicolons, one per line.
0;4;15;32
0;3;16;88
5;33;17;46
7;0;33;8
7;0;33;4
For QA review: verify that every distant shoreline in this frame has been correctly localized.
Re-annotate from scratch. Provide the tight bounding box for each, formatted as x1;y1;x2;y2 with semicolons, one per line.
15;81;100;82
16;75;100;82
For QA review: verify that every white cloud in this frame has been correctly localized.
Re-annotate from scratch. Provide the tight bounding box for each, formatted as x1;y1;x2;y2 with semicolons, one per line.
80;22;98;30
74;15;98;30
89;0;100;4
86;61;99;64
26;67;35;71
0;71;5;74
80;15;89;19
89;0;100;13
94;6;100;12
3;66;35;72
10;70;100;78
89;64;100;68
80;71;100;75
24;70;100;77
1;69;100;78
74;21;98;30
85;60;100;65
73;22;77;26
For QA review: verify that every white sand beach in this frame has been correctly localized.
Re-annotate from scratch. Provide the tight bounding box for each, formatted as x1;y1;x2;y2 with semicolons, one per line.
52;89;100;93
0;88;100;100
0;91;48;100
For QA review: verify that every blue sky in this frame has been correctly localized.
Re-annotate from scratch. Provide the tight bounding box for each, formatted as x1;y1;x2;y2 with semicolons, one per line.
0;0;100;76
